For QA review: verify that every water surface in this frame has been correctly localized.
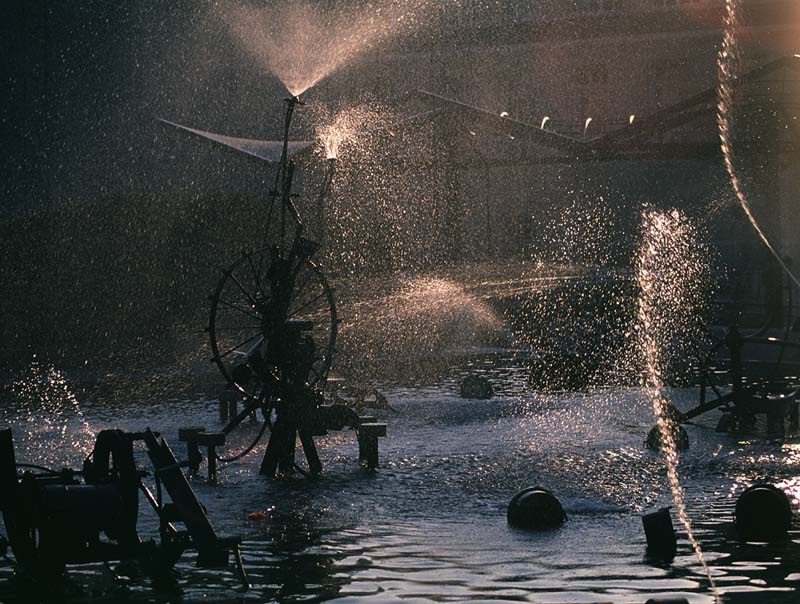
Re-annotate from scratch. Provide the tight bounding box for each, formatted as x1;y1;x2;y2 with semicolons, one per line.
2;365;799;603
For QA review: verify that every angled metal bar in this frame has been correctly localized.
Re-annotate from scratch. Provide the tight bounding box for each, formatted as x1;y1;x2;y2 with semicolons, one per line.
593;55;800;148
417;89;588;156
447;142;724;166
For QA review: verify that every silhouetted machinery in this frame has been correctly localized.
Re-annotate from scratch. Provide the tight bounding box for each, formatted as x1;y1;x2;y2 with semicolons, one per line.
168;97;386;476
0;427;246;584
679;326;800;436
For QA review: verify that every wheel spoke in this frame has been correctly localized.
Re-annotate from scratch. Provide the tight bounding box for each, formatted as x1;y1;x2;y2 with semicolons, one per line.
228;272;260;308
217;298;261;322
214;333;264;362
288;291;328;319
246;253;268;301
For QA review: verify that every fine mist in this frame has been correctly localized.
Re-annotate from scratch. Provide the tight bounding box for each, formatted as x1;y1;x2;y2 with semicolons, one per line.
219;0;455;96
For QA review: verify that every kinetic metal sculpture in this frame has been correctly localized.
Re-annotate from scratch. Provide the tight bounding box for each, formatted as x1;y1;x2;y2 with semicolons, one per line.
164;97;384;477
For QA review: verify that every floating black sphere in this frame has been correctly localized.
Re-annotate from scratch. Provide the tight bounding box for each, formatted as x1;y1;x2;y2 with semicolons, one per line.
460;375;494;400
735;483;792;542
507;487;567;530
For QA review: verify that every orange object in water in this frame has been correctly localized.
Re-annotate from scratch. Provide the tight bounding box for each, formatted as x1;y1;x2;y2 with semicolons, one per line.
247;511;267;521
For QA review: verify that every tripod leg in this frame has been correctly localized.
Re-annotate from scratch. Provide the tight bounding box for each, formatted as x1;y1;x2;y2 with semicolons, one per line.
233;544;250;590
277;426;297;475
299;429;322;475
260;420;295;477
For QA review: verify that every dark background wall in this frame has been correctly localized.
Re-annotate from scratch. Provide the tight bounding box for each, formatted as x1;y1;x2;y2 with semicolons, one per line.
0;1;296;210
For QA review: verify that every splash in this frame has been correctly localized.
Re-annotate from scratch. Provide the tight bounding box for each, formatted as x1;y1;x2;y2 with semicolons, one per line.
314;106;454;274
634;208;719;603
314;103;385;160
9;360;94;469
716;0;800;290
510;191;639;397
337;277;504;381
220;0;452;96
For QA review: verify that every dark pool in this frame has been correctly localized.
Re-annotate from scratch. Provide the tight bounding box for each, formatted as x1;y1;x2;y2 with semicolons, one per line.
2;365;799;603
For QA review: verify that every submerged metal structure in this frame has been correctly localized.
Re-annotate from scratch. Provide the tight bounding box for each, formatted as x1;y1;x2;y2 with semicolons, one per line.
0;427;246;584
682;325;800;435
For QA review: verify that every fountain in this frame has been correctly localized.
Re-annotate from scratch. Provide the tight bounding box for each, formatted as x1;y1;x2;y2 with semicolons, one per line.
3;1;800;602
197;95;389;477
633;207;719;600
218;0;453;98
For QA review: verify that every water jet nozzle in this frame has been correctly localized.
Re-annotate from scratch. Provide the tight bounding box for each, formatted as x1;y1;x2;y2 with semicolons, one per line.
642;507;677;560
285;95;305;108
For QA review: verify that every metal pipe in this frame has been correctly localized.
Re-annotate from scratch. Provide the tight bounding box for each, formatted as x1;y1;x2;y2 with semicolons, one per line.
278;96;302;254
316;158;337;248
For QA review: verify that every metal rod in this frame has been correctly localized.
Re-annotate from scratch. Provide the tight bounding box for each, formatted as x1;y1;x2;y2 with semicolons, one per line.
278;96;301;254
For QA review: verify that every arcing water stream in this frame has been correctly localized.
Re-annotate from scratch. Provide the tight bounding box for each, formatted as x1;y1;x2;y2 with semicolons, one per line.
716;0;800;291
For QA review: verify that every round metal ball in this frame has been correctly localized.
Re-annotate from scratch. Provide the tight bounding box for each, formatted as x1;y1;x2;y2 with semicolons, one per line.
460;375;494;399
507;487;567;530
735;483;792;542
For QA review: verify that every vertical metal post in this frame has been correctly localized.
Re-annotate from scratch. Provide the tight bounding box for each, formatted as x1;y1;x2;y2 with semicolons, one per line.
698;357;707;408
0;428;17;515
727;327;742;399
316;158;336;249
726;325;754;429
278;97;300;254
208;447;217;482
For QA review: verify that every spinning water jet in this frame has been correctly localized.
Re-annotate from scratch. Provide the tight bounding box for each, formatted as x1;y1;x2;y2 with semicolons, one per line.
642;507;677;560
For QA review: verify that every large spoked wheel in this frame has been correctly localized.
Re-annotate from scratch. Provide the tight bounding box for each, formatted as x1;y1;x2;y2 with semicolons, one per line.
208;248;337;401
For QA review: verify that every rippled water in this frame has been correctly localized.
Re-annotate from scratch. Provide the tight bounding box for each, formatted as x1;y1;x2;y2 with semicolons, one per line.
2;361;799;603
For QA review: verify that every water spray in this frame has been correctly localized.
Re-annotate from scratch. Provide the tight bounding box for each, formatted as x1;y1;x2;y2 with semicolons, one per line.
717;0;800;291
635;209;719;603
316;157;337;246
